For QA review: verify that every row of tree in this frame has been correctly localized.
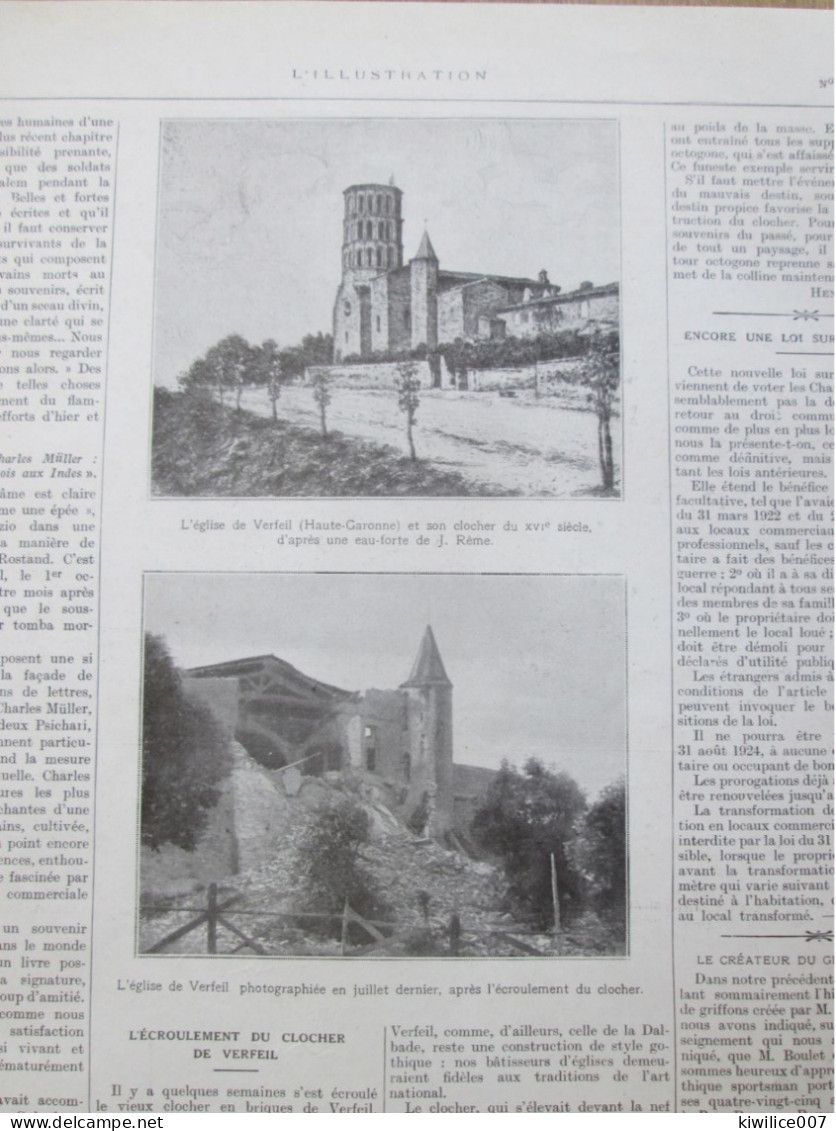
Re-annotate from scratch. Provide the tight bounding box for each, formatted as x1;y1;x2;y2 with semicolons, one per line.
174;326;618;489
178;333;424;460
178;332;334;409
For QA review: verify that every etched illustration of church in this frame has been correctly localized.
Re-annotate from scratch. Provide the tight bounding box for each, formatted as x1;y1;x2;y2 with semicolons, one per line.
186;625;492;839
332;179;618;363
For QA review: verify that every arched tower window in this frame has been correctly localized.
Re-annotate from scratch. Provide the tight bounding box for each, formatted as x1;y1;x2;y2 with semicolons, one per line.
366;220;373;240
388;247;394;268
377;247;382;267
366;248;373;266
358;195;364;213
376;194;382;213
386;196;392;214
356;221;363;240
378;221;385;239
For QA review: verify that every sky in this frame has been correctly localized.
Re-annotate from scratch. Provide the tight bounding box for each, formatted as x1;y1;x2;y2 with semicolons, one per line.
153;118;620;387
144;572;626;799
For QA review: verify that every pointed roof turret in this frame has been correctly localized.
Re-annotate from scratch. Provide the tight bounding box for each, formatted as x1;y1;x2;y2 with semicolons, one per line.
402;625;451;687
413;230;438;262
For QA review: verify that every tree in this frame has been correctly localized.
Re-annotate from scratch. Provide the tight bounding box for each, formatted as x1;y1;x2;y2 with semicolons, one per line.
576;329;620;492
255;339;284;421
471;758;587;929
180;333;254;406
574;779;626;922
312;370;332;436
440;338;473;391
233;358;245;412
294;797;385;938
279;332;335;380
178;353;215;400
395;361;421;460
141;633;232;851
211;335;251;408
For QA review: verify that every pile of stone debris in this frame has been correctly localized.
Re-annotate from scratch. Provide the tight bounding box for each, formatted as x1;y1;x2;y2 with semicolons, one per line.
139;773;620;958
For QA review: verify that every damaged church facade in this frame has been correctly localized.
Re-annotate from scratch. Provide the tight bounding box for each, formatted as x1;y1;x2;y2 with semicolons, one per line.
185;626;488;841
332;180;618;363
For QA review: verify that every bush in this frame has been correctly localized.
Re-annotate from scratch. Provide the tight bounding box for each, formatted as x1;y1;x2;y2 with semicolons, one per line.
574;779;626;923
294;798;388;940
471;758;587;929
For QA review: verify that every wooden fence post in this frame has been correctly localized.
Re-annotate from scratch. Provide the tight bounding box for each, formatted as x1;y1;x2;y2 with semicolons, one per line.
448;911;461;957
340;898;350;956
550;853;562;956
207;883;218;954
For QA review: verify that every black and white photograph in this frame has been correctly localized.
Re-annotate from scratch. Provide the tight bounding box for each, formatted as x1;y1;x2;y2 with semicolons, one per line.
138;573;627;958
151;119;621;498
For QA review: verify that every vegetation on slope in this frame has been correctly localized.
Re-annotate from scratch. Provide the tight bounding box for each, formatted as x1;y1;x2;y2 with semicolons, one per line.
152;388;510;497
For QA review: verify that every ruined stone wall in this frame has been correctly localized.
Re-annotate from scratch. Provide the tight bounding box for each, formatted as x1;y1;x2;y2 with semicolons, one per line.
355;689;407;786
139;742;288;896
225;745;286;871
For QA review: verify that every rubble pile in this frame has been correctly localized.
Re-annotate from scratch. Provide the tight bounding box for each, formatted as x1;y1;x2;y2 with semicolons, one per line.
139;772;622;957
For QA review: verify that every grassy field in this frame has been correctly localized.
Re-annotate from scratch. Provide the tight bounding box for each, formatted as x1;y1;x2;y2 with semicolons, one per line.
152;388;513;497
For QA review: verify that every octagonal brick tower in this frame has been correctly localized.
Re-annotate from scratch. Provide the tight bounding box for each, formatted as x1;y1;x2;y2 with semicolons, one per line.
341;181;403;281
333;182;404;361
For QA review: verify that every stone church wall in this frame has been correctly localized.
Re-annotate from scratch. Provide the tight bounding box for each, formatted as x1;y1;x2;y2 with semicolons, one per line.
498;288;619;340
460;279;508;339
468;357;585;393
388;270;413;354
305;360;436;389
437;288;464;346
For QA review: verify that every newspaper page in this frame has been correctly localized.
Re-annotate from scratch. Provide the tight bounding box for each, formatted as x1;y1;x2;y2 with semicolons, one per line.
0;1;832;1120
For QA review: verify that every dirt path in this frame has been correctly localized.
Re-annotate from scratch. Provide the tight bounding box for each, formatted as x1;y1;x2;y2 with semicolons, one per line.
242;386;619;497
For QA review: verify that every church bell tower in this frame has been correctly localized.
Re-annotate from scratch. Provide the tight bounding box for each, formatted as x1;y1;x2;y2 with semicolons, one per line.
334;181;404;361
341;181;404;283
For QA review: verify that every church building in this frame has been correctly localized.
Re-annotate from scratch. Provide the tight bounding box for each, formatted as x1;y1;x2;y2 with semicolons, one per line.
186;625;462;836
332;180;560;362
